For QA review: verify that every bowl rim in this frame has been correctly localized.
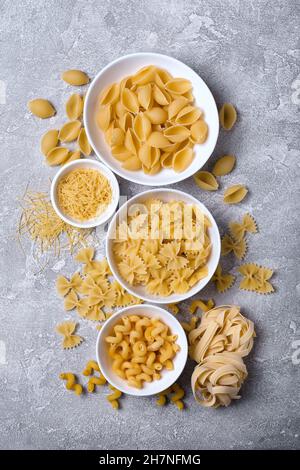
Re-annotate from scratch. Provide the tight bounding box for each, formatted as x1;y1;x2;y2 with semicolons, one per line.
95;303;188;396
50;158;120;229
105;187;221;304
83;51;219;186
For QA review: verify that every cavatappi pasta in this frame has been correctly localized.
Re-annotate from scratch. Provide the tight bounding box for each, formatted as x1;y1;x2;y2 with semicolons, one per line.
112;199;212;296
105;314;180;389
57;168;112;221
96;66;209;175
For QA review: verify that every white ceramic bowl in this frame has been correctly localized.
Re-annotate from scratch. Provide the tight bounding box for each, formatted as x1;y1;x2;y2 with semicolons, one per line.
96;304;188;396
50;159;119;228
84;52;219;186
106;188;221;304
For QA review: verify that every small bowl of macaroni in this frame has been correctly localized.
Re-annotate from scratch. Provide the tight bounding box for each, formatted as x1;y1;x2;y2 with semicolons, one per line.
96;304;188;396
50;158;120;228
84;52;219;186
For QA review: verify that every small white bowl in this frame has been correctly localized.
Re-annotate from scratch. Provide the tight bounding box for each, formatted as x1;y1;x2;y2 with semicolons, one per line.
84;52;219;186
96;304;188;396
50;159;119;228
106;188;221;304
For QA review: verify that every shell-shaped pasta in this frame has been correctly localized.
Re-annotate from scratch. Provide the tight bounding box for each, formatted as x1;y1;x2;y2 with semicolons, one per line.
212;155;236;176
120;75;133;93
77;128;92;156
165;78;192;95
143;161;161;175
153;84;170;106
119;112;134;132
111;145;131;161
223;185;248;204
173;146;193;172
121;88;139;114
145;107;168;125
124;128;139;155
160;152;174;168
40;129;59;156
61;69;89;86
147;131;170;148
66;94;83;120
190;119;208;144
99;82;120;105
131;65;155;85
105;121;115;145
193;171;218;191
167;97;189;120
163;125;190;143
111;127;125;146
137;84;152;110
138;144;160;170
65;150;81;163
175;105;202;125
46;147;69;166
96;105;111;131
28;99;56;119
154;68;172;88
219;103;237;130
58;120;81;142
122;156;142;171
133;113;152;142
114;100;126;118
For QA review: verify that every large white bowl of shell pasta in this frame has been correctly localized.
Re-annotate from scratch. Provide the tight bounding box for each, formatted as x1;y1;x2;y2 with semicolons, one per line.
96;304;188;396
84;52;219;186
106;188;221;304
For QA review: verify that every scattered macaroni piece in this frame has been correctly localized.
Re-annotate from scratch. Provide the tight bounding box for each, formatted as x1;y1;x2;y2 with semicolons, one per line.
57;168;112;222
40;129;59;156
212;264;235;293
170;383;185;410
66;94;83;120
106;385;122;409
105;314;180;389
221;233;247;260
193;171;219;191
189;298;215;314
28;98;56;119
229;213;258;241
188;305;255;363
238;264;274;294
59;372;83;395
62;69;89;86
96;66;209;175
181;316;198;333
87;374;107;392
223;184;248;204
82;360;100;376
212;155;236;176
219;103;237;131
167;303;179;315
56;321;83;350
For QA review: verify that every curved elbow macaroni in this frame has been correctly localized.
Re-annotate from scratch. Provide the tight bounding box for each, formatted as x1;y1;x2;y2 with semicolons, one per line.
105;314;180;388
59;372;83;395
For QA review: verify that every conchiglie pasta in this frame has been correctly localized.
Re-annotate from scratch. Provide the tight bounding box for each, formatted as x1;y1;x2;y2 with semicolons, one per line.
96;66;209;175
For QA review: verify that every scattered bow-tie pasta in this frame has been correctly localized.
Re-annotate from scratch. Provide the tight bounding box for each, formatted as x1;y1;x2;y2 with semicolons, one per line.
56;168;112;222
193;170;219;191
221;233;247;260
212;264;235;293
212;154;236;176
229;213;257;240
96;65;209;174
113;199;212;296
223;184;248;204
28;98;56;119
219;103;237;131
238;263;274;294
105;314;180;389
55;321;83;350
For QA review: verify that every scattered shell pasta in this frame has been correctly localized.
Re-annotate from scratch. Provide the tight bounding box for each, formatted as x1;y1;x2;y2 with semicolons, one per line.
40;129;59;156
62;69;89;86
28;98;56;119
193;171;219;191
212;155;236;176
59;120;81;142
77;127;92;155
66;93;84;120
223;184;248;204
219;103;237;131
96;66;209;174
46;146;69;166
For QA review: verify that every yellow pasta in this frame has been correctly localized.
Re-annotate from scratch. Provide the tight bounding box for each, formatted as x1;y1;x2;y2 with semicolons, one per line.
82;360;100;376
62;69;89;86
58;120;81;142
55;321;83;350
40;129;59;156
59;372;83;395
77;127;92;156
221;233;247;260
190;119;208;144
229;213;258;240
219;103;237;130
66;94;83;120
212;264;235;293
189;298;215;314
238;264;274;294
28;98;56;119
106;385;122;409
46;146;69;166
173;146;194;172
223;184;248;204
56;272;82;296
193;171;219;191
212;155;236;176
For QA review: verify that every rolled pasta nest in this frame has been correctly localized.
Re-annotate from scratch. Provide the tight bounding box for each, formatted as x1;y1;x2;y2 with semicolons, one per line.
188;305;256;408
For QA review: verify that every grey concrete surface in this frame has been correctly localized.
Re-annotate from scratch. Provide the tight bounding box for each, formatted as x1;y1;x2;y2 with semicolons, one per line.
0;0;299;450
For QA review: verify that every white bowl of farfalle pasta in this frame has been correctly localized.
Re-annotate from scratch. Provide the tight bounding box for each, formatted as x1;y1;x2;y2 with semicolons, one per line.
106;188;221;304
84;52;219;186
96;304;188;396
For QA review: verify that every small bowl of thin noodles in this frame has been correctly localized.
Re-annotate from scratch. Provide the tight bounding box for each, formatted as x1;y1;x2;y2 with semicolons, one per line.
84;52;219;186
96;304;188;396
50;158;119;229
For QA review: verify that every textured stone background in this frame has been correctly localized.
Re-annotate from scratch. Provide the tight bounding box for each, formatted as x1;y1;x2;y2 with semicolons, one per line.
0;0;299;450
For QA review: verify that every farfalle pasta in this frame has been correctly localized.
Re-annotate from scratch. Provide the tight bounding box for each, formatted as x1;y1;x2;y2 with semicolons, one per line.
229;213;258;240
212;264;235;293
112;199;212;296
96;66;209;174
56;321;83;350
221;233;247;260
238;263;274;294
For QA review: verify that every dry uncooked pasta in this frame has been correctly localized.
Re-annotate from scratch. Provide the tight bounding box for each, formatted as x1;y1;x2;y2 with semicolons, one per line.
59;120;81;142
28;98;56;119
219;103;237;131
113;199;212;296
55;321;83;349
56;168;112;221
107;385;122;409
223;184;248;204
188;305;255;363
77;128;92;156
66;94;84;120
96;66;209;175
229;213;257;240
212;155;236;176
189;298;215;314
59;372;83;395
221;233;247;260
238;264;274;294
193;171;219;191
212;264;235;293
62;69;89;86
46;146;69;166
191;352;247;408
40;129;59;156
